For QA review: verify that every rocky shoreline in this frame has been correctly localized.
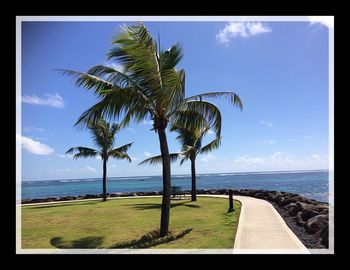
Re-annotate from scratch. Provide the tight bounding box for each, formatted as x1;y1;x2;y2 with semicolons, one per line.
22;188;329;249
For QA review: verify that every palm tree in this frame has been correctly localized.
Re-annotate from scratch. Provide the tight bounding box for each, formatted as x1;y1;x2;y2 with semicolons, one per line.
139;120;221;201
59;24;242;236
66;119;133;202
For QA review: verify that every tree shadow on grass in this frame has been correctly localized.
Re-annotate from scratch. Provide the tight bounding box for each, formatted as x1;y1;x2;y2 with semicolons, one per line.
50;229;192;249
50;236;104;249
110;228;193;249
126;201;201;210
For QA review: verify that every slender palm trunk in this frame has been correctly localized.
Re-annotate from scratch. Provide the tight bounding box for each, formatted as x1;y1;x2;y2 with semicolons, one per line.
158;127;171;237
190;157;197;201
102;159;107;202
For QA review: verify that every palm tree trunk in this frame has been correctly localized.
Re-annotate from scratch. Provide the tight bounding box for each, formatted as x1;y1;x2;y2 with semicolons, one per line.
102;159;107;202
158;127;171;237
191;158;197;201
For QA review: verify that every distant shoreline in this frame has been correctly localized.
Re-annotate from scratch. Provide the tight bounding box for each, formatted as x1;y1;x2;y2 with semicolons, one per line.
20;170;330;202
21;169;329;182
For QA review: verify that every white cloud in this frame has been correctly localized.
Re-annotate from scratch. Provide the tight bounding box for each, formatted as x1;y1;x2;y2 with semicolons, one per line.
230;152;328;171
260;120;273;127
131;156;140;161
22;93;65;108
216;22;272;46
309;16;334;28
23;126;45;132
248;22;272;35
234;155;264;164
96;156;102;160
207;129;214;135
17;134;54;155
84;166;96;172
144;151;152;157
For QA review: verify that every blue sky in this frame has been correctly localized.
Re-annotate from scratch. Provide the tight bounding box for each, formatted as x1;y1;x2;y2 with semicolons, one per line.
18;18;331;181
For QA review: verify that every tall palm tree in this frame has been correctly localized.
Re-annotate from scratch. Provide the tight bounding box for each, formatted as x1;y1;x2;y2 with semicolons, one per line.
59;24;242;236
139;120;221;201
66;119;133;202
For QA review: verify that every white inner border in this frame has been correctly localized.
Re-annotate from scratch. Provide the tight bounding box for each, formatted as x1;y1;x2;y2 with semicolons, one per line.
16;15;334;254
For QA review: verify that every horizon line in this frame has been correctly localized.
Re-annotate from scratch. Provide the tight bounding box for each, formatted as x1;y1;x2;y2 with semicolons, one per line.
22;168;329;182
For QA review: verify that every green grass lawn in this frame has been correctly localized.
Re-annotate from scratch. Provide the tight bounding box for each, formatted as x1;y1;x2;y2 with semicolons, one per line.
21;196;241;249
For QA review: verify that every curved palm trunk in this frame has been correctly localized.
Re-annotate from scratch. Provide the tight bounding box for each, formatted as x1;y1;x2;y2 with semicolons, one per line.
190;157;197;201
158;128;171;237
102;159;107;202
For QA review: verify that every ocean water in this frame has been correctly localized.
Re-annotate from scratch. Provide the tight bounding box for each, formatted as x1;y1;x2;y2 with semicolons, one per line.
21;170;330;202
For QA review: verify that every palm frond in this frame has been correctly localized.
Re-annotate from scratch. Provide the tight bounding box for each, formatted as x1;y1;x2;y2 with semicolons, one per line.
160;43;183;70
90;119;113;150
74;87;152;130
170;109;211;135
108;150;132;162
177;100;222;137
85;65;155;108
163;69;185;116
138;153;180;166
56;69;114;94
111;142;134;154
169;124;194;147
186;91;243;111
199;137;222;155
105;24;188;120
65;147;99;159
180;156;188;165
107;24;164;100
110;123;121;137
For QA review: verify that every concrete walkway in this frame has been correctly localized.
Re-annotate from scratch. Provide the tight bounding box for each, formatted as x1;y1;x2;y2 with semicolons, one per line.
232;195;309;253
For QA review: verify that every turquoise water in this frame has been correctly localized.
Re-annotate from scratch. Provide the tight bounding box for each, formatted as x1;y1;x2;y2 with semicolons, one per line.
21;170;329;202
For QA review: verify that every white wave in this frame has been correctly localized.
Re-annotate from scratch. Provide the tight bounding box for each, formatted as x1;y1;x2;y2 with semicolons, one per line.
71;180;80;182
235;170;328;175
59;180;70;183
110;177;152;180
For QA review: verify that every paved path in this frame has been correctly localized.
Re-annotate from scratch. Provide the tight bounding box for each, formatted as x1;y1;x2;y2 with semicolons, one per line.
232;195;309;253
